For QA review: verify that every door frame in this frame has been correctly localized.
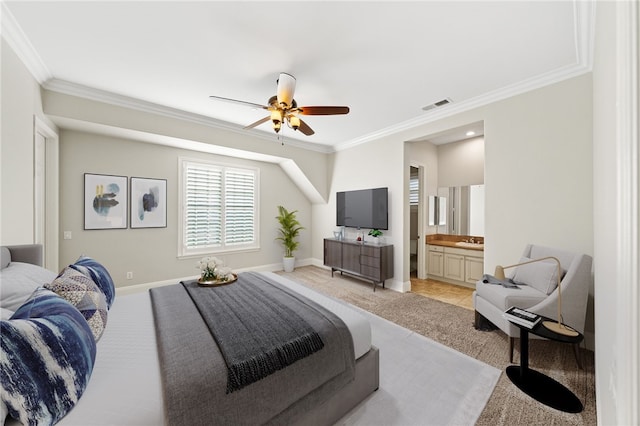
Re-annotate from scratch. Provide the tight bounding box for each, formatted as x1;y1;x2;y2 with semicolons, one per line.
34;116;59;271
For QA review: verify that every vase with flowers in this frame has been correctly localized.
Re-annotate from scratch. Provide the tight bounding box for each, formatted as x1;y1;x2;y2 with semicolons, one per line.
197;256;236;286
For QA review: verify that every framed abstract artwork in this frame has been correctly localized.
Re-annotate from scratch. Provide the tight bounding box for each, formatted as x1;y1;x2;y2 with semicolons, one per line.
130;177;167;228
84;173;128;230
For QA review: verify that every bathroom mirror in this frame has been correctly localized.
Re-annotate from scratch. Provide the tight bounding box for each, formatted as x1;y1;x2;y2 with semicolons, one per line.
436;185;484;236
428;196;447;227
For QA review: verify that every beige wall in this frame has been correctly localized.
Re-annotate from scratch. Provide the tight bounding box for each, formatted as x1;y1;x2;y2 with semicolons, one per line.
314;73;593;303
437;136;484;188
0;38;56;245
43;90;331;203
59;129;312;287
3;34;594;301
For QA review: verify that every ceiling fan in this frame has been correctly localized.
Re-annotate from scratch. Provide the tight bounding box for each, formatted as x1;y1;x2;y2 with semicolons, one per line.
209;73;349;136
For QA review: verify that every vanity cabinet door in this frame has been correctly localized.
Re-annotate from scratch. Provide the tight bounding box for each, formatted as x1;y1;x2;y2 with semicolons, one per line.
465;255;484;284
444;253;465;281
427;246;444;277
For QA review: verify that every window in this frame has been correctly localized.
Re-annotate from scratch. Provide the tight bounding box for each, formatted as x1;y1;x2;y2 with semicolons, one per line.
179;159;259;257
409;173;419;206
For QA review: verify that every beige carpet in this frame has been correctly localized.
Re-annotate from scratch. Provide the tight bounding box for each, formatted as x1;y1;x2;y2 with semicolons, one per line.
278;266;597;425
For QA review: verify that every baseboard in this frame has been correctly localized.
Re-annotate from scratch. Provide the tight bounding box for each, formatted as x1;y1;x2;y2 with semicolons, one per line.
114;257;409;296
115;257;317;296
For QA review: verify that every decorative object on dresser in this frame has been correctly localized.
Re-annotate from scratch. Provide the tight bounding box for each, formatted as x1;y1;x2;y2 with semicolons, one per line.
473;244;592;365
324;238;393;291
275;205;304;272
367;228;383;244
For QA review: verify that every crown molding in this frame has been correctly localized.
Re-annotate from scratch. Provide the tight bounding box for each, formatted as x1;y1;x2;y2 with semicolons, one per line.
5;0;595;155
43;79;334;154
334;0;596;152
1;2;51;83
334;61;591;152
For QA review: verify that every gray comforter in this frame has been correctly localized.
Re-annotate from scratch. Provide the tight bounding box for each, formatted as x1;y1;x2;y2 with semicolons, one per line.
149;273;355;425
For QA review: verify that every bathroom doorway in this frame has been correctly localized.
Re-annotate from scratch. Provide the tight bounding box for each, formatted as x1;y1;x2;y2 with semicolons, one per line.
409;165;425;278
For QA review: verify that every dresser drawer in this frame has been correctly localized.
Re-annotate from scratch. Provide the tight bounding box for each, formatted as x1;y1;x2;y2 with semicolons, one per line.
361;245;381;258
360;265;381;279
360;255;380;267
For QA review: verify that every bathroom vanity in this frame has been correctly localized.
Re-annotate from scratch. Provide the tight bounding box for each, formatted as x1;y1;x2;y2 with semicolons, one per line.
426;234;484;288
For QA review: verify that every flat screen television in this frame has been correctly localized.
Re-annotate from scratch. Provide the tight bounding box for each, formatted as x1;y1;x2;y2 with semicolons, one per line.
336;187;388;230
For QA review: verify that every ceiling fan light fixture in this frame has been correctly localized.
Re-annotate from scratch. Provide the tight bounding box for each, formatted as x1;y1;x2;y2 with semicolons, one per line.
276;72;296;108
209;72;348;137
270;110;283;125
288;115;300;131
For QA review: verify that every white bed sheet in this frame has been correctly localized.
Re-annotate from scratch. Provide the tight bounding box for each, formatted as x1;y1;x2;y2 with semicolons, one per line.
20;273;372;426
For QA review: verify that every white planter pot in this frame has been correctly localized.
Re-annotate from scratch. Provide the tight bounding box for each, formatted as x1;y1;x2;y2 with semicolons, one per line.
283;256;295;272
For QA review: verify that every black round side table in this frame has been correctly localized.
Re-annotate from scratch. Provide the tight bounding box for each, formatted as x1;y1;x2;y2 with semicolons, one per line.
505;313;584;413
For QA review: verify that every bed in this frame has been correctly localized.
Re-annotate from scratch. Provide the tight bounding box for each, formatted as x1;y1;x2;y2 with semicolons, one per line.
0;244;379;425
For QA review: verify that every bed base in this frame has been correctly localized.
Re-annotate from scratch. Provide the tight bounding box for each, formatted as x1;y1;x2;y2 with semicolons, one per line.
271;345;380;425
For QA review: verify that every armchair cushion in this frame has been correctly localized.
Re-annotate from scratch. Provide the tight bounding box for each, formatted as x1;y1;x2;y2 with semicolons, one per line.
512;257;562;295
476;280;547;311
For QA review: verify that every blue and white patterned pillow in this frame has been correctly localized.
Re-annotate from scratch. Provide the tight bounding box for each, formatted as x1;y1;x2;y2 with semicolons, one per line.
70;256;115;309
1;287;96;425
45;266;108;341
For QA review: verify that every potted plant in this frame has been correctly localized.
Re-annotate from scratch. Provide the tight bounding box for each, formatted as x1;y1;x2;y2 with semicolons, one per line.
368;229;383;244
275;205;304;272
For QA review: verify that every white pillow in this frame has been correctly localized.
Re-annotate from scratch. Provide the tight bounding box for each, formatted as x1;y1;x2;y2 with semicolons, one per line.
0;307;14;320
0;262;57;311
1;400;7;426
512;257;561;295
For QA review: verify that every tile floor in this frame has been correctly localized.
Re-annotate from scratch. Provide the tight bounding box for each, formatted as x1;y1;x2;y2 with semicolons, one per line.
410;277;475;310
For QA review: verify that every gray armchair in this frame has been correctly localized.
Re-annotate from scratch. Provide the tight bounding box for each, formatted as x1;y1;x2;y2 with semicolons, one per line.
473;244;592;365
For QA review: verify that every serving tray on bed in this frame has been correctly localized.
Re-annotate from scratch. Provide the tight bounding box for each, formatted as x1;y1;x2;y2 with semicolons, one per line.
197;273;238;287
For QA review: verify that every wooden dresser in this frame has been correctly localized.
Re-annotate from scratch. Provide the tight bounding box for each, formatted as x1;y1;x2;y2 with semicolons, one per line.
324;238;393;291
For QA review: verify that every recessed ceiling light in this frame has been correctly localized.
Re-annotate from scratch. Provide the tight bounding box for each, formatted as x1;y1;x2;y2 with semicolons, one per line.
466;131;475;137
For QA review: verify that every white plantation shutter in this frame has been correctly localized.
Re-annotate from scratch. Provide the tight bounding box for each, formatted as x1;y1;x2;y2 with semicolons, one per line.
224;168;255;245
409;175;419;205
181;160;258;256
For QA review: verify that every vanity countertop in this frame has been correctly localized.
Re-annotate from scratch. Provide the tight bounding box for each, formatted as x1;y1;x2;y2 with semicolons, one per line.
425;234;484;251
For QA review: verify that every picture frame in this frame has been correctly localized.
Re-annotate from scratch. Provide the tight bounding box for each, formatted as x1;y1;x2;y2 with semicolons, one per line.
84;173;128;230
130;177;167;228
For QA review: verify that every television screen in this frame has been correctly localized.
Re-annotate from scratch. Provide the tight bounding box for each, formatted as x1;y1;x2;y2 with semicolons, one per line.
336;187;388;230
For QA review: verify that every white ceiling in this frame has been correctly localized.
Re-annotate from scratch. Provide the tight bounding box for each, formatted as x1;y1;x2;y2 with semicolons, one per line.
3;1;592;151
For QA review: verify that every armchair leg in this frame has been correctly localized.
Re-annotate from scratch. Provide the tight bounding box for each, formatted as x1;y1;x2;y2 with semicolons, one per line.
509;337;515;363
474;311;497;331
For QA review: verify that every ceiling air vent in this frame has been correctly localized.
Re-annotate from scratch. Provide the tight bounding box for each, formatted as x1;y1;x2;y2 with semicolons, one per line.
422;98;452;111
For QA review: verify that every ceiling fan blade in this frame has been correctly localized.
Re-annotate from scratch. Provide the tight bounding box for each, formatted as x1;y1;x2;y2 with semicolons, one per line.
244;116;271;130
297;118;315;136
276;73;296;108
298;106;350;115
209;95;269;110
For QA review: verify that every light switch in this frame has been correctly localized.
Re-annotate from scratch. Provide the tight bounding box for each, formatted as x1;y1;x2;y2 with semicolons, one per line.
63;231;72;240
